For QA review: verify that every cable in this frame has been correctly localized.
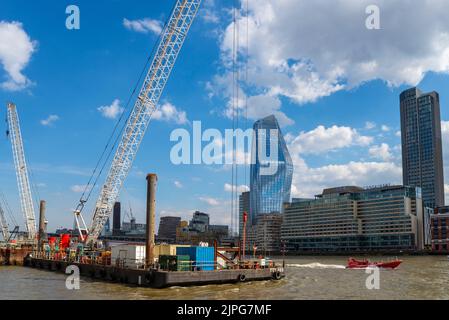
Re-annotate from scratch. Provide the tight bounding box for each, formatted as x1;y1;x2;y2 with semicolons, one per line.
0;191;18;227
75;1;179;213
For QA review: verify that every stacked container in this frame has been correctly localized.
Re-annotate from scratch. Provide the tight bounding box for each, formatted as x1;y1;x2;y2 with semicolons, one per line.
176;246;215;271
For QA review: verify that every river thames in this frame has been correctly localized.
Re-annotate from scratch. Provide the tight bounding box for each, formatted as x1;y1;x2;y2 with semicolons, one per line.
1;256;448;300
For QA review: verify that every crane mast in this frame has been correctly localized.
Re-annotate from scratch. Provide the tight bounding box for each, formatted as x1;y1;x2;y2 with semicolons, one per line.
0;203;10;242
6;103;37;240
83;0;201;244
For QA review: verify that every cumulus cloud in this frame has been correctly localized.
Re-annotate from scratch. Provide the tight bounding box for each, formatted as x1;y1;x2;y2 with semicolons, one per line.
369;143;392;161
445;184;449;205
40;115;59;126
71;185;87;193
287;124;402;198
441;121;449;159
123;18;163;35
0;21;36;91
365;121;376;130
201;0;220;24
287;125;373;155
152;102;188;125
97;99;124;119
174;180;183;188
212;0;449;120
224;183;249;193
199;196;220;206
290;157;402;199
381;125;390;132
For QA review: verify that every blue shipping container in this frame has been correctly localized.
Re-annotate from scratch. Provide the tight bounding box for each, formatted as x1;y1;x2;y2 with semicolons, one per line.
176;246;215;271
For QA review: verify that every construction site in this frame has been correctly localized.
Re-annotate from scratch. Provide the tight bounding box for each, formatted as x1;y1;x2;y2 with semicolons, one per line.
0;0;285;288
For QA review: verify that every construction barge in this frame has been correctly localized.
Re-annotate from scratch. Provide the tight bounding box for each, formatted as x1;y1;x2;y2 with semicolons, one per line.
24;255;285;288
21;173;286;288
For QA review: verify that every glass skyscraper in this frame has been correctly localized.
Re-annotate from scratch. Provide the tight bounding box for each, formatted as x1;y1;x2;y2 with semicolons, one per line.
400;87;445;208
250;115;293;225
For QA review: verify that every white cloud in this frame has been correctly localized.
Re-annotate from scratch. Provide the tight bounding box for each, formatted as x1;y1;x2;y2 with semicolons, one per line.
201;0;220;24
40;115;59;126
287;123;402;199
395;130;401;137
208;73;293;127
199;196;220;206
445;184;449;205
381;125;390;132
152;102;188;125
97;99;124;119
290;157;402;199
216;0;449;112
369;143;392;161
287;125;373;155
174;180;183;189
0;21;36;91
71;185;87;193
365;121;376;130
224;183;249;193
123;18;163;35
441;121;449;160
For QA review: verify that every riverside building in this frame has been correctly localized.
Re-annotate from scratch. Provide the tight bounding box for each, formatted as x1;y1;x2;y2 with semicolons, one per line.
281;185;425;252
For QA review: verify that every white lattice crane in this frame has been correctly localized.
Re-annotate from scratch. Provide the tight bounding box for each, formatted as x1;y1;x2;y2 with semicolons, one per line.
6;103;37;240
75;0;202;244
0;203;10;242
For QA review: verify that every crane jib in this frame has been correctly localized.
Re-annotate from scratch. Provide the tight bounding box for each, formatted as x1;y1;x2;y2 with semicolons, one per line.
83;0;202;244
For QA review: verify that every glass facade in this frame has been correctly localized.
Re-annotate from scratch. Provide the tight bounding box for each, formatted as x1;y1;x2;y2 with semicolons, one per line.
250;115;293;225
281;185;424;252
400;87;445;208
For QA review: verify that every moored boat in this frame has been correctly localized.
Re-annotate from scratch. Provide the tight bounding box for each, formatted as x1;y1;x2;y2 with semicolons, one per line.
347;257;402;269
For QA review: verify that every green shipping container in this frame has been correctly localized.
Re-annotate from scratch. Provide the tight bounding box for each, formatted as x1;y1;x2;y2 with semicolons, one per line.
159;255;177;271
176;255;191;271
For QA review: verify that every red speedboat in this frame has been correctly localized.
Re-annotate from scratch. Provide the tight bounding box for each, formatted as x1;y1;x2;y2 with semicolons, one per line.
347;257;402;269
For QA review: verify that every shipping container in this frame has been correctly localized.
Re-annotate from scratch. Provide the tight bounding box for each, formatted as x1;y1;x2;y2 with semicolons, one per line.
110;244;145;269
154;244;190;257
176;246;215;271
159;255;177;271
176;255;191;271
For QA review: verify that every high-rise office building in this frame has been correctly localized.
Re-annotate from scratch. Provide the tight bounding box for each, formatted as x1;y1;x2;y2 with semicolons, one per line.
250;115;293;225
112;202;121;236
400;87;444;208
158;216;181;242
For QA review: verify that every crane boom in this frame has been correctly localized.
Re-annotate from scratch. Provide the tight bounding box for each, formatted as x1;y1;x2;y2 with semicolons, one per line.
6;103;37;240
0;203;10;241
84;0;201;244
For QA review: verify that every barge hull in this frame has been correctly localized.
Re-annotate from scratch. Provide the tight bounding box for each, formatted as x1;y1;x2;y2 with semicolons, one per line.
25;258;285;288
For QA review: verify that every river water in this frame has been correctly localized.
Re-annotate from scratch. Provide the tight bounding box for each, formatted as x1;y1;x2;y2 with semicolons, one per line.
1;256;448;300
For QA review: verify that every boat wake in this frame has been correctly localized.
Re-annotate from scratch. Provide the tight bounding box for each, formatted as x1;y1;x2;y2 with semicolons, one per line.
286;262;346;269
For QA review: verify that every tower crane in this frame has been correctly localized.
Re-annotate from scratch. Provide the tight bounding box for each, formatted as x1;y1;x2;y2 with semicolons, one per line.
0;203;10;242
75;0;202;244
6;103;37;241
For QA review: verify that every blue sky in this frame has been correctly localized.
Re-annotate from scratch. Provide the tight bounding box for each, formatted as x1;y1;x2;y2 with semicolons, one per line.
1;0;449;233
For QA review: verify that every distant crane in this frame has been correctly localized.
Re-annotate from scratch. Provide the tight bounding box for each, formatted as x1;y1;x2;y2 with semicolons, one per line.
0;203;10;242
75;0;202;244
6;103;37;241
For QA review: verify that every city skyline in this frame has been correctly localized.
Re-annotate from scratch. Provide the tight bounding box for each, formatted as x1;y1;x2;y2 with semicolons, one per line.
1;1;449;233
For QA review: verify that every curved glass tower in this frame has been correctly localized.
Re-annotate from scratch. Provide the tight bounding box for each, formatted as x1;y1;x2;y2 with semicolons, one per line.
250;115;293;225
